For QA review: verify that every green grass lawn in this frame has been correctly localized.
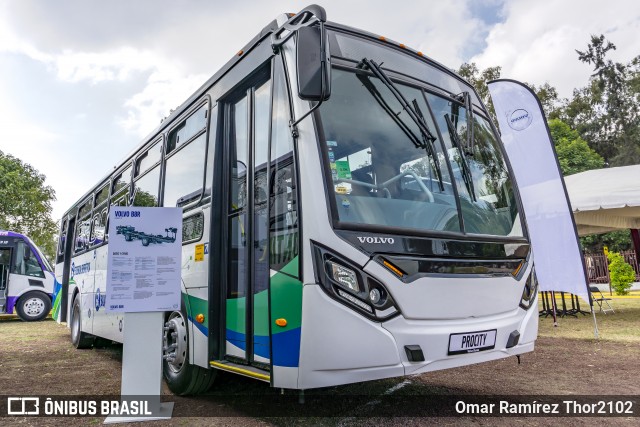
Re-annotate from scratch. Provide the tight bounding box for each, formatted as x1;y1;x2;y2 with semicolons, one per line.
538;295;640;342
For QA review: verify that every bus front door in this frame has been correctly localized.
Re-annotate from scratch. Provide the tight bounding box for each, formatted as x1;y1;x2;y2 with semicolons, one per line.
0;247;11;313
224;72;272;369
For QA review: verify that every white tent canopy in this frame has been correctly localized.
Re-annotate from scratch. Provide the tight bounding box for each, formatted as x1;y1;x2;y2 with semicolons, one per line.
564;164;640;236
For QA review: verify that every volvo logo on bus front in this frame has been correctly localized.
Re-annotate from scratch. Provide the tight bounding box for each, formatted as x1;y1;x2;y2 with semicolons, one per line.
357;236;395;244
508;109;532;131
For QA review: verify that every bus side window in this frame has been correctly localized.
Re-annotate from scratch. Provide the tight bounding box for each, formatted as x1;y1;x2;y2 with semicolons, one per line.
163;104;208;207
90;208;107;246
74;217;91;253
133;166;160;207
111;165;132;207
57;219;67;264
75;199;92;253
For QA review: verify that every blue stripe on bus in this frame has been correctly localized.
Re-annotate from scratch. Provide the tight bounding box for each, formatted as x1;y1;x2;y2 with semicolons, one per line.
272;327;301;367
188;316;209;336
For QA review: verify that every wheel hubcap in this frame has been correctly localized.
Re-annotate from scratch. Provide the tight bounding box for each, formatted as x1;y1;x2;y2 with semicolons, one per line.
24;297;45;317
163;312;187;373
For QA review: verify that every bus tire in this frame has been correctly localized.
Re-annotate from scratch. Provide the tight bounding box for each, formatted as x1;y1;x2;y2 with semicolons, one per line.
15;290;51;322
163;309;216;395
70;294;94;349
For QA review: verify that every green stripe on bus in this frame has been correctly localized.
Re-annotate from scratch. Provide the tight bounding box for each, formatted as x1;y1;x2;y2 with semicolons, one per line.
279;256;299;277
270;257;303;333
184;293;209;330
225;289;270;336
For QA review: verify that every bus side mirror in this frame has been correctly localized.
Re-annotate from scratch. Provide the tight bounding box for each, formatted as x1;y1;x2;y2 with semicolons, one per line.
296;25;331;101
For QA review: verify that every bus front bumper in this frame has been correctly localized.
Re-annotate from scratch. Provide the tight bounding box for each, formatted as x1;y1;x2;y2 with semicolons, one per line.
297;284;538;389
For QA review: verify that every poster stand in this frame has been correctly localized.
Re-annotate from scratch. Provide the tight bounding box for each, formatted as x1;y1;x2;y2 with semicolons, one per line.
103;206;183;424
104;311;174;423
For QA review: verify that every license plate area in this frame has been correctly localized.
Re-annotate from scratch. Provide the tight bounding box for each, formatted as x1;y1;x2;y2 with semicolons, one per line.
448;329;497;355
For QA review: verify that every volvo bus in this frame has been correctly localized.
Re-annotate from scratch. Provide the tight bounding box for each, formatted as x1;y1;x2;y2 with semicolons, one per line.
0;230;58;321
55;5;538;395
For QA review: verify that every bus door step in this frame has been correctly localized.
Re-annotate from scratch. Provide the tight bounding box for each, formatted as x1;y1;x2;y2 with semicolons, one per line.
209;360;271;383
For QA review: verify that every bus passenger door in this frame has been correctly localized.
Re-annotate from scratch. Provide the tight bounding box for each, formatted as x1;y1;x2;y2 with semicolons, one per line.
0;246;12;314
224;70;272;368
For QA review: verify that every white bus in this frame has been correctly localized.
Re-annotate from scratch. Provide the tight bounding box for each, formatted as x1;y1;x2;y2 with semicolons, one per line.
55;5;538;395
1;230;58;321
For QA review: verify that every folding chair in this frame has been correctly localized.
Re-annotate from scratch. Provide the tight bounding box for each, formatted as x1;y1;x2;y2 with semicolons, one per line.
589;286;614;314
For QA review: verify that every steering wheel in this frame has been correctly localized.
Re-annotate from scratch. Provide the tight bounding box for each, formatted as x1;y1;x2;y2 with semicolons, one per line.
381;170;434;202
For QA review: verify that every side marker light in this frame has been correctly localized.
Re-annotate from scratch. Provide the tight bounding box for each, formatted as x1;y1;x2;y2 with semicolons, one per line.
383;259;404;278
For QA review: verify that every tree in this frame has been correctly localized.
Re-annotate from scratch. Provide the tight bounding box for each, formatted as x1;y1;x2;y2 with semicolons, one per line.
548;119;605;175
528;82;560;119
0;150;57;260
457;63;561;122
458;62;501;121
580;229;632;254
560;35;640;166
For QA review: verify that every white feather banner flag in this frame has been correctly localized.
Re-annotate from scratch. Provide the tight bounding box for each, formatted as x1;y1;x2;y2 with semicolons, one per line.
488;79;591;306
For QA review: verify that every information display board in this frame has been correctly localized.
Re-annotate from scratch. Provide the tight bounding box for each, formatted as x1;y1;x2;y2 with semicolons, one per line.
106;206;182;313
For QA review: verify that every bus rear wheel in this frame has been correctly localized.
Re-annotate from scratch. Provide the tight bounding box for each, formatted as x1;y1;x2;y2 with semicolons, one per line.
70;294;94;349
162;310;216;395
16;291;51;322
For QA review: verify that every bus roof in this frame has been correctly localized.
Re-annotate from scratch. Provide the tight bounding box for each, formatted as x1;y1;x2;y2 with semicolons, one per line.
0;230;28;240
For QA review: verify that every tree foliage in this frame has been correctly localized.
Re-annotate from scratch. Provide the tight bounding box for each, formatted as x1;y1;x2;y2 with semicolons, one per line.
548;119;604;175
458;62;502;120
560;35;640;166
580;229;632;253
0;151;57;261
457;63;560;122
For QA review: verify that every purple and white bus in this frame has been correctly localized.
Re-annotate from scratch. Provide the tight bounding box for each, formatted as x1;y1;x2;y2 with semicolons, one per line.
0;230;58;321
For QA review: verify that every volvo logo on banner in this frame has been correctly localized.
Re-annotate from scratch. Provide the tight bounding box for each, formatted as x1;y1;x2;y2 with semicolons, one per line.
508;109;532;131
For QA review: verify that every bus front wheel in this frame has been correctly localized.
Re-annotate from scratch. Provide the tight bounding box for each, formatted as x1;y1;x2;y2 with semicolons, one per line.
162;309;216;395
70;294;94;349
16;291;51;322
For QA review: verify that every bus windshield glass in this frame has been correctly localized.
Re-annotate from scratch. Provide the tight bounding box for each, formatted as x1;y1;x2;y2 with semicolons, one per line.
319;37;522;237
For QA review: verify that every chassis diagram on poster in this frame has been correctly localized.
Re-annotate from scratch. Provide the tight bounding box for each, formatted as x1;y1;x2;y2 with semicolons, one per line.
115;225;177;246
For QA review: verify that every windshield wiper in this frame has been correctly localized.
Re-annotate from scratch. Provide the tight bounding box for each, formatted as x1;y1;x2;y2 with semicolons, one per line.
455;91;475;155
411;99;444;191
445;113;476;202
357;58;444;191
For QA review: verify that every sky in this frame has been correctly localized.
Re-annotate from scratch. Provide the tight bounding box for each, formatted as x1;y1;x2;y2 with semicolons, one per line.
1;0;639;221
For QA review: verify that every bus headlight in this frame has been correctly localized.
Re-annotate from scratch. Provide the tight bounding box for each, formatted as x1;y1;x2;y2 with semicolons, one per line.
519;267;538;310
312;241;399;321
327;261;360;292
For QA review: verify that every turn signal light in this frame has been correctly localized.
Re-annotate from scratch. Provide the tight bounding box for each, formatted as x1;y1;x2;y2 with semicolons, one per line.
383;259;404;278
275;318;287;327
195;314;205;323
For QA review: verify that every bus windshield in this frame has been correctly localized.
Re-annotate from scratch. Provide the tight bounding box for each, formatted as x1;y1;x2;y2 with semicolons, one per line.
318;65;522;238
